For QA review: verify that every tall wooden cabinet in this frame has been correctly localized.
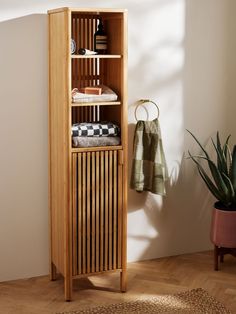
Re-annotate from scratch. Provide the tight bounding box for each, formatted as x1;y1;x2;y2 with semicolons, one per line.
48;8;127;301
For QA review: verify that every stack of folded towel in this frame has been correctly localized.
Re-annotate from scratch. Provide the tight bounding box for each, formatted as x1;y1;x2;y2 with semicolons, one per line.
72;85;118;103
72;121;120;147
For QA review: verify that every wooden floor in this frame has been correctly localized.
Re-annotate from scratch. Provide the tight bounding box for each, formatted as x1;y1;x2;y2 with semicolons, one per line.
1;251;236;314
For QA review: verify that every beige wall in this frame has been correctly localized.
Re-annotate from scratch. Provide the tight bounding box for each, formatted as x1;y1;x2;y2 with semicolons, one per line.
226;0;236;143
0;0;235;282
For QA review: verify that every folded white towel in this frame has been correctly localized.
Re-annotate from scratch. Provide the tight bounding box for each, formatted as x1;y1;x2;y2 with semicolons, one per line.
72;85;118;103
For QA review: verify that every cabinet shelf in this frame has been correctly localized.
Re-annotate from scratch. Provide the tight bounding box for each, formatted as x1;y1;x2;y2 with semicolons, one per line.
71;145;122;153
71;54;122;59
71;101;121;107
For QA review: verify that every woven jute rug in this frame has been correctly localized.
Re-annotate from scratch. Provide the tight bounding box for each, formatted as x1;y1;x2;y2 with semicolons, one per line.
57;288;231;314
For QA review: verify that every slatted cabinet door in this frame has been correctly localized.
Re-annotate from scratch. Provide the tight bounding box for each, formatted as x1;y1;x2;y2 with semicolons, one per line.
72;150;123;276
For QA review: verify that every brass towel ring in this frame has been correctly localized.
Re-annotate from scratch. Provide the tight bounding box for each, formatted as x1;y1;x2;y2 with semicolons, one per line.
134;99;160;121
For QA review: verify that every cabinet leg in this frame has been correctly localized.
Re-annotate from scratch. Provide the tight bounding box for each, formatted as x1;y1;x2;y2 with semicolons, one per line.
64;276;72;302
214;245;219;271
50;262;57;281
120;270;127;292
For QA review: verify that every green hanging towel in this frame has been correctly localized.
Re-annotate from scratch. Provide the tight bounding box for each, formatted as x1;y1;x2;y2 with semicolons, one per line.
130;118;168;195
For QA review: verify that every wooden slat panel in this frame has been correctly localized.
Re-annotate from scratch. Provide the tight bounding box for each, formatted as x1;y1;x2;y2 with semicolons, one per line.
113;151;117;269
82;152;86;274
81;17;85;88
95;53;98;85
89;16;93;51
86;107;88;121
100;58;104;85
87;20;91;98
72;154;77;276
82;15;86;52
95;152;100;272
81;106;84;121
100;151;104;271
74;16;78;88
104;151;109;271
86;15;89;51
86;152;91;273
78;15;81;48
72;16;75;87
91;152;96;273
117;152;123;269
72;149;121;275
77;153;82;274
108;151;113;270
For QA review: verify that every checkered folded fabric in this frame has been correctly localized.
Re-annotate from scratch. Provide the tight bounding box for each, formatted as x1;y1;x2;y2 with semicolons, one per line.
72;122;120;137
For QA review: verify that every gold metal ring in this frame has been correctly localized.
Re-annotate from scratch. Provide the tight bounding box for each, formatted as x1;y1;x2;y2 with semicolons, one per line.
134;99;160;121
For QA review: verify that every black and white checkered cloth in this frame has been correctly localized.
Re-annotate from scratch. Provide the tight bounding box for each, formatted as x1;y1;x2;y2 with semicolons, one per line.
72;122;120;137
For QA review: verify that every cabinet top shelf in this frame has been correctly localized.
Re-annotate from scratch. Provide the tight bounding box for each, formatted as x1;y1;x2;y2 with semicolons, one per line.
71;55;122;59
48;7;127;14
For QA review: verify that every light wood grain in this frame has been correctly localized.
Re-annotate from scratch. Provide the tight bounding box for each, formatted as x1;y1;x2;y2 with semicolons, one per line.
49;8;128;300
48;10;71;300
104;151;109;272
95;152;100;272
91;152;96;273
113;151;117;270
82;153;86;274
48;7;127;14
86;152;91;274
71;146;122;153
71;101;121;107
100;151;104;271
117;151;123;270
78;153;82;275
109;151;113;270
120;9;128;293
72;154;77;276
71;55;122;59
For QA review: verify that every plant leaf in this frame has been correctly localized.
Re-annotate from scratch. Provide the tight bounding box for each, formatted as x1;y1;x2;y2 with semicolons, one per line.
188;151;226;202
232;145;236;191
223;135;231;158
223;135;231;175
216;131;223;155
186;129;209;158
197;165;226;202
222;173;235;202
211;137;228;175
188;152;229;196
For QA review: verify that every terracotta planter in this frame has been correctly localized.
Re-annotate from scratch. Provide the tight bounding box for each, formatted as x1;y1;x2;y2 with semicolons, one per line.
211;206;236;248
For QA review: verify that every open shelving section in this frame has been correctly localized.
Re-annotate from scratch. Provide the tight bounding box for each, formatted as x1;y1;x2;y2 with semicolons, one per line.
48;7;127;301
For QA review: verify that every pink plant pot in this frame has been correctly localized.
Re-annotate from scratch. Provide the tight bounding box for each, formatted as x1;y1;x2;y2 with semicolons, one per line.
211;207;236;248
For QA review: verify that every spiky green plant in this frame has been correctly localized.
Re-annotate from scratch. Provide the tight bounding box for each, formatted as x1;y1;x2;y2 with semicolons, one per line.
187;130;236;209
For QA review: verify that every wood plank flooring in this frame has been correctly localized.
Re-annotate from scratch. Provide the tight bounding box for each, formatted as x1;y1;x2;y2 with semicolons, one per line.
1;251;236;314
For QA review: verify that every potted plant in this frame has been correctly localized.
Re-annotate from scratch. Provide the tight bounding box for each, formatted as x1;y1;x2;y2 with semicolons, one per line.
187;130;236;270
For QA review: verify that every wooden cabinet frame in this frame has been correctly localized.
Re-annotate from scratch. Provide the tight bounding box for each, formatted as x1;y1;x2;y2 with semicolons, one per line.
48;7;127;301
